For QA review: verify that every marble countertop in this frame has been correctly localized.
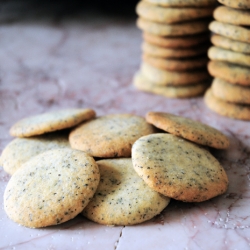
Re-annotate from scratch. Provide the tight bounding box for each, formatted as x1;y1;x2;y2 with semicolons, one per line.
0;3;250;250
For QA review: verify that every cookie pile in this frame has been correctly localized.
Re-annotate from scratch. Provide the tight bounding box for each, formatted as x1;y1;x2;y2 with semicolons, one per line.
133;0;217;98
205;0;250;120
1;109;229;228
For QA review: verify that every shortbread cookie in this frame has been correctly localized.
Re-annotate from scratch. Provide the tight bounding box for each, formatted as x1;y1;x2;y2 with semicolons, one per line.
136;1;214;24
146;111;229;149
143;54;208;71
212;78;250;104
204;88;250;120
144;0;217;7
214;6;250;26
211;34;250;54
133;71;209;98
143;32;210;48
4;148;100;228
132;133;228;202
209;21;250;43
142;42;208;58
82;158;170;226
10;108;96;138
0;132;70;175
208;61;250;86
137;18;210;36
69;114;155;158
217;0;250;9
141;62;210;86
208;46;250;67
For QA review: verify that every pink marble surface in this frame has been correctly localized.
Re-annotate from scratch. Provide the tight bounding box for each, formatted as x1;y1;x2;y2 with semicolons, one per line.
1;10;250;250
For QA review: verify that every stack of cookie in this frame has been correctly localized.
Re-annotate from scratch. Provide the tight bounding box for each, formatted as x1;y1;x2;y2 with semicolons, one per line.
205;0;250;120
133;0;218;98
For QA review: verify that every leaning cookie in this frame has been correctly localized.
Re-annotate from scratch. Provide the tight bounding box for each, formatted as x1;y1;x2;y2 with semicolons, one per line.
4;148;100;228
132;133;229;202
144;0;217;7
10;108;96;138
217;0;250;9
82;158;170;226
146;111;230;149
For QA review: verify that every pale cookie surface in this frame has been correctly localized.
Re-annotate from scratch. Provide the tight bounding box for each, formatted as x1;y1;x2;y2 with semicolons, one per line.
144;0;217;7
208;61;250;86
208;46;250;67
69;114;155;158
0;131;70;175
204;88;250;120
212;78;250;105
209;21;250;43
218;0;250;9
136;1;214;24
137;18;210;36
146;111;230;149
132;133;228;202
133;71;208;98
211;34;250;54
4;148;100;228
10;108;96;138
141;62;210;86
82;158;170;226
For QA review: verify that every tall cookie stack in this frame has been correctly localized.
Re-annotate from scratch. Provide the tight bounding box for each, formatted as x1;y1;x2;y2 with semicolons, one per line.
133;0;217;98
205;0;250;120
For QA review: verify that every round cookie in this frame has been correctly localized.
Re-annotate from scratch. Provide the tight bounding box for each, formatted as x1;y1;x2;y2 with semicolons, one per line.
4;148;100;228
204;88;250;120
69;114;156;158
0;131;70;175
211;34;250;54
211;78;250;104
142;41;208;58
208;61;250;86
208;46;250;67
214;6;250;26
141;62;210;86
146;111;229;149
10;108;96;138
143;54;208;71
209;21;250;43
82;158;170;226
217;0;250;9
132;133;229;202
144;0;217;7
133;71;209;98
143;32;210;48
137;18;210;36
136;1;214;24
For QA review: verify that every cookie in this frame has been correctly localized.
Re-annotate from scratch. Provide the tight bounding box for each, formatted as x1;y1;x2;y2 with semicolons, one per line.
133;71;209;98
143;32;210;48
137;18;210;36
208;61;250;86
142;41;208;58
10;108;96;138
4;148;100;228
141;62;210;86
209;21;250;43
132;133;229;202
208;46;250;67
211;78;250;105
146;111;230;149
69;114;156;158
217;0;250;9
136;1;214;24
143;54;208;71
0;131;70;175
144;0;217;7
211;34;250;54
82;158;170;226
204;88;250;120
214;6;250;26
